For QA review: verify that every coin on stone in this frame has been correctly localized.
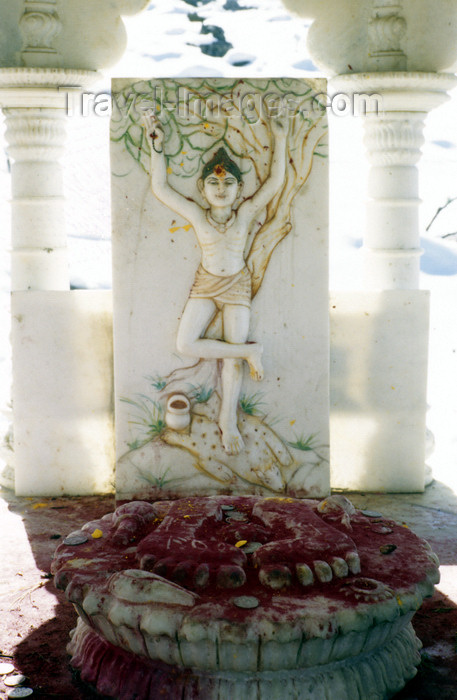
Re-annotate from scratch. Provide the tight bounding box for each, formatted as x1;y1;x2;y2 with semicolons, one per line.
233;596;260;609
361;510;383;518
4;675;27;687
0;663;15;675
7;688;33;698
226;512;248;523
63;532;88;546
241;542;263;554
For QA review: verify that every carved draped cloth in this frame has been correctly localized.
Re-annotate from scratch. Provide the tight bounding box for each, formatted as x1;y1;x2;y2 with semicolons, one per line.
189;264;252;309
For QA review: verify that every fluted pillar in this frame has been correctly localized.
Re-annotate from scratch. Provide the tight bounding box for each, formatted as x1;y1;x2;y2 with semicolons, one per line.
2;82;69;290
5;105;68;290
332;72;457;291
364;111;423;289
0;70;102;290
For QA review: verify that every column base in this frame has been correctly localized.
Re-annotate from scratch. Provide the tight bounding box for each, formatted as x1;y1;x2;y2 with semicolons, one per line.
330;289;429;492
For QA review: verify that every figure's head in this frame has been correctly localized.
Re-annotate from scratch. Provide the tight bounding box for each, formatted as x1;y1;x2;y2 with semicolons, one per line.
198;148;242;208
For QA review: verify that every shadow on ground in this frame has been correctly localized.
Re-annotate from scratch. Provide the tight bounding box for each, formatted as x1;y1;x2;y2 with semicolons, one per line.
1;492;114;699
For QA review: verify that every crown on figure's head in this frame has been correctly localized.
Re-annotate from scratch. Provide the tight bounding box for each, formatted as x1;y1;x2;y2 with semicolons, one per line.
201;148;242;182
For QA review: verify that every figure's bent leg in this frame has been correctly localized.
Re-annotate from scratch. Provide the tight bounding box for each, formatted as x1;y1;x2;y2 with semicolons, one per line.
177;299;263;376
176;298;217;356
219;304;256;456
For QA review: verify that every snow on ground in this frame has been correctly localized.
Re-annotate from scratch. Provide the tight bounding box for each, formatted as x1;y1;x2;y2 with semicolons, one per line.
0;0;456;489
120;0;313;79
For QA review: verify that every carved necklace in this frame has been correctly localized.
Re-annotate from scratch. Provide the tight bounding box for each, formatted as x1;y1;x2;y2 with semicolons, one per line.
206;209;236;234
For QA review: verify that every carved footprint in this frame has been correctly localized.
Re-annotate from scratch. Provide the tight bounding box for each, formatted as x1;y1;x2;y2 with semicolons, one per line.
252;499;361;589
111;501;159;546
136;498;247;589
316;495;357;530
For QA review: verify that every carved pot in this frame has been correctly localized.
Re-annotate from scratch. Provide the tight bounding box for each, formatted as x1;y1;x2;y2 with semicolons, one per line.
165;393;190;430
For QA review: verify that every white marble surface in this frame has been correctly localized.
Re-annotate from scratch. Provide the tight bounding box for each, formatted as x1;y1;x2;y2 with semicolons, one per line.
111;77;330;501
11;290;114;496
282;0;457;75
330;290;430;492
0;0;149;71
0;1;456;500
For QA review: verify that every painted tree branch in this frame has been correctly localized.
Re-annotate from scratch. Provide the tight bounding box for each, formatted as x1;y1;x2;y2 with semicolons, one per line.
247;116;327;297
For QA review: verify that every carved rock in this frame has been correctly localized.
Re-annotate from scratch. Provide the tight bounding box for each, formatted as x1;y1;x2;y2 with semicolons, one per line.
52;495;440;699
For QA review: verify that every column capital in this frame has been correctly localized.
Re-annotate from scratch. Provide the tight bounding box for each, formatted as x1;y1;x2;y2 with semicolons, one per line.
330;71;457;114
330;71;457;174
328;71;457;290
0;67;100;110
281;0;457;75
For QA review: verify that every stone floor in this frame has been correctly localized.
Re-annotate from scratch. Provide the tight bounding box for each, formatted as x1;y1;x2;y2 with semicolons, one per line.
1;481;456;700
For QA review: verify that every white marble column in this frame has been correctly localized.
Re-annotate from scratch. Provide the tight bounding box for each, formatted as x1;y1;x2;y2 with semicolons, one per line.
281;0;457;491
332;72;457;291
328;74;456;491
0;0;148;495
5;104;68;290
0;71;97;291
0;69;116;497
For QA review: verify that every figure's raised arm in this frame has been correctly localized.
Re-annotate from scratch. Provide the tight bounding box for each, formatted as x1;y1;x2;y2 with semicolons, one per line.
238;117;288;223
142;113;201;225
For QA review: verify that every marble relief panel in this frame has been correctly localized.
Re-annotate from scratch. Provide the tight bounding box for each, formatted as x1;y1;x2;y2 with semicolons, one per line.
111;78;329;501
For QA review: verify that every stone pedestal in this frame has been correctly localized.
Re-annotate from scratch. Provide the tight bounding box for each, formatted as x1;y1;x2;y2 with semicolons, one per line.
11;290;114;496
52;495;440;700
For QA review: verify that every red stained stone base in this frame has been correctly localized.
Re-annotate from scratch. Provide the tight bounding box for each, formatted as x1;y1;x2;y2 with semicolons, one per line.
70;623;195;700
52;496;440;700
69;617;423;700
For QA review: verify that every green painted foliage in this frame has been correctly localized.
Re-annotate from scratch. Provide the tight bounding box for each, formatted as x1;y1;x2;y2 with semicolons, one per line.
111;78;328;177
121;394;166;447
